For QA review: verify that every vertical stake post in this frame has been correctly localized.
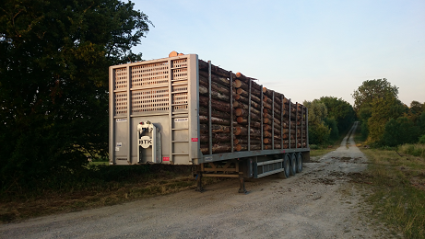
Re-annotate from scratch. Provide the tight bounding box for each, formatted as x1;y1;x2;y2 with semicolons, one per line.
288;99;291;149
260;85;263;150
281;95;284;149
247;79;252;151
271;91;275;150
295;102;298;149
230;72;234;152
208;61;212;155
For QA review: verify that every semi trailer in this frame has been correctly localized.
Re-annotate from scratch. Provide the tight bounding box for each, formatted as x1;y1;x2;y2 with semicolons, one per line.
109;53;310;193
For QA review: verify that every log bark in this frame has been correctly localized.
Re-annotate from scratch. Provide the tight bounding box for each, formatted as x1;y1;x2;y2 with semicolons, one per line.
234;126;261;136
199;107;230;120
198;60;233;79
233;119;261;128
233;102;261;115
234;138;261;145
199;85;230;102
236;114;260;124
199;75;230;95
199;71;230;88
200;124;231;134
200;134;231;144
263;138;289;144
235;144;261;151
199;95;231;112
200;144;232;154
199;115;231;126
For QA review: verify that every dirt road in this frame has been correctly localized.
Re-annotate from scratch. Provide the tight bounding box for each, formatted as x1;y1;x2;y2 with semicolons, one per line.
0;122;392;238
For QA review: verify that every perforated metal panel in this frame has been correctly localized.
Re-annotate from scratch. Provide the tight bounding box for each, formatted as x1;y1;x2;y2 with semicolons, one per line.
131;62;169;88
131;88;169;114
114;68;127;90
115;92;127;115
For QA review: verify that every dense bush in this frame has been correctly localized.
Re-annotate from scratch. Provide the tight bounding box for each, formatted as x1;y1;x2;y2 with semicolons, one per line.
419;135;425;144
381;117;419;146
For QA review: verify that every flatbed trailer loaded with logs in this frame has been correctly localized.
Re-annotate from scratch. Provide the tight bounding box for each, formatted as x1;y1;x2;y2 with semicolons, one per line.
109;53;310;193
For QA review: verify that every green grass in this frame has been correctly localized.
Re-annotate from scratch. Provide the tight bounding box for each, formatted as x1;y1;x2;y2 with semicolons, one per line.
354;126;425;238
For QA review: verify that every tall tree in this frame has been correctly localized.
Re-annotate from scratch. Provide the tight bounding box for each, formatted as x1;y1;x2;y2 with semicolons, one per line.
367;93;406;143
319;96;355;133
0;0;152;192
352;78;398;112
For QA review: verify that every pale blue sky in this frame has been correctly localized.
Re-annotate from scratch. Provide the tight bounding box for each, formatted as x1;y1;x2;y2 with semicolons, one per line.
131;0;425;106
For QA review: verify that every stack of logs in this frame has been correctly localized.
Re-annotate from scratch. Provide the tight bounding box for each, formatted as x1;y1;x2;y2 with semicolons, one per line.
198;60;307;154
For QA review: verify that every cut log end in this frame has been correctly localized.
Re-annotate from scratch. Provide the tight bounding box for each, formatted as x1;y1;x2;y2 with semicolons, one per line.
169;51;178;57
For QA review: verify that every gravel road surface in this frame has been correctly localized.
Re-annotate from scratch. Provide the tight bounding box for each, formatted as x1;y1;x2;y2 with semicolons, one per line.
0;122;394;238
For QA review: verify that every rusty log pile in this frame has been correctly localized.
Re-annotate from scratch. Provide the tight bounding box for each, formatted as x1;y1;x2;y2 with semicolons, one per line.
198;60;307;154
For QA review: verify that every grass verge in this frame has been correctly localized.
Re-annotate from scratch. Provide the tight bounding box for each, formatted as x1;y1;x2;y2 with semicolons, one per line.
356;133;425;238
0;166;225;224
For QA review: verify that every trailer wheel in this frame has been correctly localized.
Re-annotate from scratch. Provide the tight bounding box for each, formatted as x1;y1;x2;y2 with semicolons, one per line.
296;153;303;173
290;154;296;176
278;154;291;179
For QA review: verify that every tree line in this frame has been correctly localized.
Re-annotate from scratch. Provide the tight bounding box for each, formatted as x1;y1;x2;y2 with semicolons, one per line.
353;79;425;146
303;97;356;146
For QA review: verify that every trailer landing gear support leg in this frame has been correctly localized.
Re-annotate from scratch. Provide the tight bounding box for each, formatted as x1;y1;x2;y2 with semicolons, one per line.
196;171;204;192
238;173;248;194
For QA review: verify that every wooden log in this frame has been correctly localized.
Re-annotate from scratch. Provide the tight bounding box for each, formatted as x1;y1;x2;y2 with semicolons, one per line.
263;107;281;115
236;114;260;124
198;60;233;79
200;144;232;154
200;134;231;144
234;138;261;145
233;119;261;128
199;107;230;120
235;85;261;98
199;71;230;88
233;100;260;111
236;108;263;117
199;115;231;126
235;144;261;151
233;102;261;115
264;131;281;138
263;87;282;104
233;79;248;91
169;51;178;57
234;93;261;105
200;124;231;134
264;144;286;150
235;72;262;90
199;75;230;95
234;126;261;136
199;84;230;102
263;139;289;144
199;95;231;112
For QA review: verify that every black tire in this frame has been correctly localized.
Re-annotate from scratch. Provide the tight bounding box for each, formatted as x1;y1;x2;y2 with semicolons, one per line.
290;154;296;176
296;153;303;173
278;154;291;179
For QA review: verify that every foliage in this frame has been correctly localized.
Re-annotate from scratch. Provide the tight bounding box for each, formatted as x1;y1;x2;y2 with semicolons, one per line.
367;93;406;143
304;100;331;145
419;135;425;144
0;0;152;194
399;144;425;158
323;117;339;140
303;100;327;125
352;78;398;112
381;117;419;146
319;96;355;133
308;122;331;145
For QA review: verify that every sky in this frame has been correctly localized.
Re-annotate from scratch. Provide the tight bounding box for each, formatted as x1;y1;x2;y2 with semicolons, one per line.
131;0;425;106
